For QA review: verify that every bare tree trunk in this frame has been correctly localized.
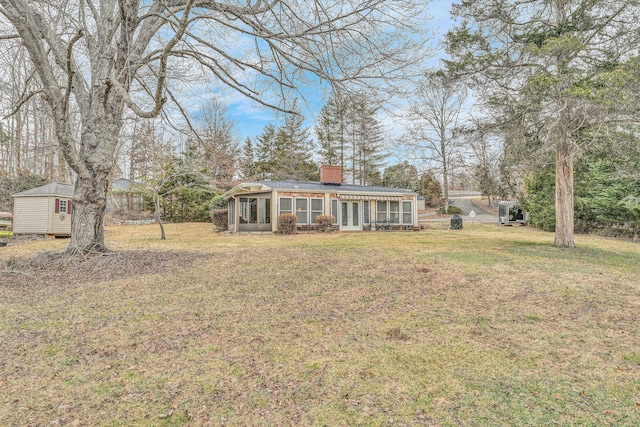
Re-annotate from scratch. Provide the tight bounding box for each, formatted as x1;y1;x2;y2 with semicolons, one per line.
554;142;575;248
154;191;166;240
67;116;122;253
70;172;110;252
441;138;449;212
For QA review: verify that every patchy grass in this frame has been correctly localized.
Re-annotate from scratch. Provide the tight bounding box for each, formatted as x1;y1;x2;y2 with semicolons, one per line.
1;223;639;426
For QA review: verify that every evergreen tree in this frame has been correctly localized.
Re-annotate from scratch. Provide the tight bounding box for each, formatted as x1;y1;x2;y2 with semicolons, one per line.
255;124;277;180
419;171;444;208
254;100;318;181
349;94;386;185
275;100;319;181
316;95;346;169
383;161;419;189
241;138;257;180
446;0;640;247
315;92;386;185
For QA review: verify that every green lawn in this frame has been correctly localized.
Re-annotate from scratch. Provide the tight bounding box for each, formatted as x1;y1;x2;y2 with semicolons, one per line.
1;223;639;426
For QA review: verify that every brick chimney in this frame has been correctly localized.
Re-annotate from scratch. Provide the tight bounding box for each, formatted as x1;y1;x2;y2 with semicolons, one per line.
319;165;342;185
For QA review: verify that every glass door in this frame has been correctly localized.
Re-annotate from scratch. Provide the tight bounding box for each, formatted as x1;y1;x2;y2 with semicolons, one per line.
340;201;361;231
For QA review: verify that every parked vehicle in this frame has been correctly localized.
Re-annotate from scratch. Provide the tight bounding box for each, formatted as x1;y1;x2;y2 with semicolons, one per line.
498;201;527;226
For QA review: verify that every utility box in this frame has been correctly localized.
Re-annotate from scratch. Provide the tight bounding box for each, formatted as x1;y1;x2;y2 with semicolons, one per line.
450;214;463;230
498;201;526;226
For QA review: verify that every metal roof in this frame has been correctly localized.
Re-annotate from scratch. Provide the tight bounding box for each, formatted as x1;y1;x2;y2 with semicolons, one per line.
224;180;417;199
13;182;74;198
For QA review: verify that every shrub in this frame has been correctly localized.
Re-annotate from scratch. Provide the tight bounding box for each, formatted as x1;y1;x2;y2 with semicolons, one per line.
437;206;463;215
316;215;335;232
209;195;227;211
278;214;297;234
211;209;228;231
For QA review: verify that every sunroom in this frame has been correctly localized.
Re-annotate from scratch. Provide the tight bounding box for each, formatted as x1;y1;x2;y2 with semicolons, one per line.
222;167;419;233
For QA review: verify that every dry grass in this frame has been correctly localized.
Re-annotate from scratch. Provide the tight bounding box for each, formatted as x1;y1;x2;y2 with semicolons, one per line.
1;223;639;426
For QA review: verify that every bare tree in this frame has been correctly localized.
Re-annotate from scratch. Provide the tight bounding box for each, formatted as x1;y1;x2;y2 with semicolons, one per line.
0;0;429;253
404;70;467;212
197;100;240;190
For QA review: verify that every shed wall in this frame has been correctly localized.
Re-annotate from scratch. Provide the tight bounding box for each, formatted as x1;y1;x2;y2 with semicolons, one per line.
49;197;72;234
13;197;51;234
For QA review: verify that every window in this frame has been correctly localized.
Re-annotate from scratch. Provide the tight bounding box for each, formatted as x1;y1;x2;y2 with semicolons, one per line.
240;197;258;223
249;198;258;223
228;199;235;225
279;197;293;215
377;200;387;222
363;201;370;224
296;198;308;224
390;201;400;224
310;198;323;224
341;202;348;226
55;198;71;214
265;199;271;224
331;199;338;224
402;201;412;224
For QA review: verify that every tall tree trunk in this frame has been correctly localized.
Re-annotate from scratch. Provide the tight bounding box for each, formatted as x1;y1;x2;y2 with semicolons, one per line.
554;142;575;248
67;114;122;253
441;138;449;212
70;173;110;253
154;191;166;240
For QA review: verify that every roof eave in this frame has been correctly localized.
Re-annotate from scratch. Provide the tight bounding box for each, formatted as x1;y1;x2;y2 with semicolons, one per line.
222;182;273;200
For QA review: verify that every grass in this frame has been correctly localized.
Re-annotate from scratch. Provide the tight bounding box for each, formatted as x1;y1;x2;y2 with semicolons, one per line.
1;223;639;426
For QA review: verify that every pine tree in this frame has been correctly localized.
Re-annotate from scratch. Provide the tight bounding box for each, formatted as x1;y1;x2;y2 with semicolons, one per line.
316;93;385;185
241;138;257;180
254;100;318;181
316;96;345;169
255;124;277;180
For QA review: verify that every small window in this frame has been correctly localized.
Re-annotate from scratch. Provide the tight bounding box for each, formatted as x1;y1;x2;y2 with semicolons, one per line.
59;200;68;214
390;201;400;224
331;199;338;224
296;198;308;224
402;201;412;224
265;199;271;224
279;197;293;215
228;199;235;225
310;198;323;224
377;200;387;222
363;201;370;224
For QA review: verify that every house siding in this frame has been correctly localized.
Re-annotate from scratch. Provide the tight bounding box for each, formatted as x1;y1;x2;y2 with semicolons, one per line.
13;197;51;234
49;197;72;234
224;181;419;233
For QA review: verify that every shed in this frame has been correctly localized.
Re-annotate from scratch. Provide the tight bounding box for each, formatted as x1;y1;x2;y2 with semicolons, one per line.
13;183;74;236
417;195;426;211
108;178;143;212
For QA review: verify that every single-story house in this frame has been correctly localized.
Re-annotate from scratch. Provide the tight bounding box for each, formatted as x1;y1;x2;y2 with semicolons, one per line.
13;182;74;236
223;166;419;233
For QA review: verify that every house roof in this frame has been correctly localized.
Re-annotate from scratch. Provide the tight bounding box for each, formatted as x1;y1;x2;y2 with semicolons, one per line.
13;182;74;198
223;180;417;199
111;177;142;191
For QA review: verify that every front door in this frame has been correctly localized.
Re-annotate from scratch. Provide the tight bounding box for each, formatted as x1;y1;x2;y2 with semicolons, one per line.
341;201;361;231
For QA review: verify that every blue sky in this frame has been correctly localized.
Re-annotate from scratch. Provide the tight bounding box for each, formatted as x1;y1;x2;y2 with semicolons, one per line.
184;0;457;151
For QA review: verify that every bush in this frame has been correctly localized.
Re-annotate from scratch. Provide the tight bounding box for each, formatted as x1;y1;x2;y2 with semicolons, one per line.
211;209;228;231
209;195;227;211
316;215;335;232
278;214;297;234
437;206;463;215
